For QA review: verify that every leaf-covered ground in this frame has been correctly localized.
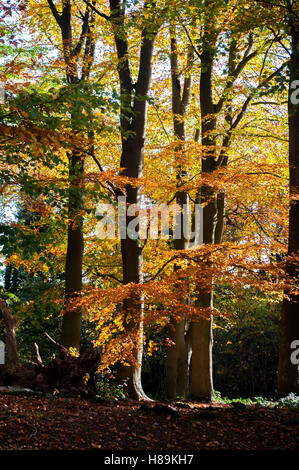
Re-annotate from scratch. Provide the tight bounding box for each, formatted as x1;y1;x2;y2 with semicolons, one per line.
0;395;298;451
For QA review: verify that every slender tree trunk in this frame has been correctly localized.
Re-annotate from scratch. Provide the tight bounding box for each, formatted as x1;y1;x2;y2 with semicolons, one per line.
188;10;269;400
189;18;259;399
190;189;217;400
118;165;147;399
278;21;299;396
165;31;192;399
176;320;192;396
61;150;84;349
109;0;156;399
47;1;95;350
189;33;218;399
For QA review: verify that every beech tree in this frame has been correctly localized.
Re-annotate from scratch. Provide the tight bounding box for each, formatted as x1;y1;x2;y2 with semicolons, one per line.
46;0;97;349
165;26;193;399
88;0;161;398
0;0;297;403
185;0;288;400
277;0;299;396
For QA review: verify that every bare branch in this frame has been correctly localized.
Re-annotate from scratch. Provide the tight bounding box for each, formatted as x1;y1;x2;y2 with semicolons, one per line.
34;343;43;367
256;0;298;17
149;256;178;282
182;25;201;60
215;33;286;115
94;272;123;284
151;101;171;142
47;0;62;26
230;60;289;131
240;203;284;245
44;332;69;355
82;0;111;21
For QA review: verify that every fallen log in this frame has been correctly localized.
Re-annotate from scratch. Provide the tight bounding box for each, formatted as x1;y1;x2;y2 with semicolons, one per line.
31;334;102;397
0;331;102;398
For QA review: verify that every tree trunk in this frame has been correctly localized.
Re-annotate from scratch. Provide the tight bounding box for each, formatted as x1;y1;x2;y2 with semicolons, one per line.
165;30;192;399
118;179;147;399
176;320;192;397
166;320;186;399
189;32;217;399
0;299;20;374
61;151;84;349
190;314;213;400
278;21;299;396
190;190;217;400
47;1;95;350
109;0;156;399
188;16;260;400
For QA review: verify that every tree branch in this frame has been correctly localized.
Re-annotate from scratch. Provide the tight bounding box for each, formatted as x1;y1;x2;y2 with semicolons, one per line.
71;8;90;58
47;0;62;26
109;0;133;133
94;272;123;284
182;46;193;110
44;332;69;355
182;24;201;60
82;0;111;21
230;60;289;132
149;256;178;282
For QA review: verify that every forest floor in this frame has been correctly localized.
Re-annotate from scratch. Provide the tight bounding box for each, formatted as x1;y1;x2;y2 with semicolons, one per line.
0;394;298;451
